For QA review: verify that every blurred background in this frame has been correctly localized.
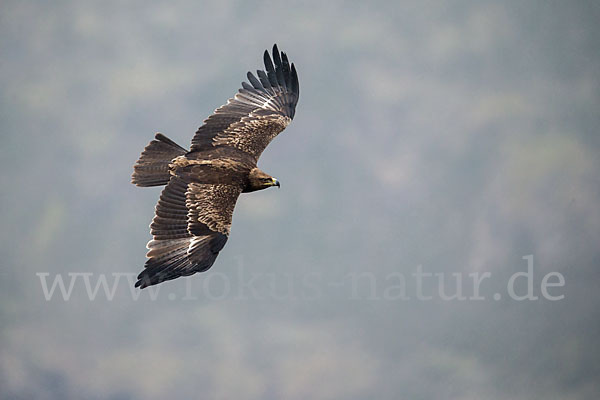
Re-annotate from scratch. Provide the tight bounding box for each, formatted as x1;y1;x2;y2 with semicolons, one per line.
1;1;599;399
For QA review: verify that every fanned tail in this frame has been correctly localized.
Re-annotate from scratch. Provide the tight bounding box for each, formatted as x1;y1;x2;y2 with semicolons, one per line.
131;133;187;187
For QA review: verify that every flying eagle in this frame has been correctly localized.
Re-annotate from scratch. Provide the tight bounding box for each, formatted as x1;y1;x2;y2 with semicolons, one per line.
131;45;299;288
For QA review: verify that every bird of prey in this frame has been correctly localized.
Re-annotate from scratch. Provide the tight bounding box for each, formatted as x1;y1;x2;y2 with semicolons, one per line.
131;45;299;288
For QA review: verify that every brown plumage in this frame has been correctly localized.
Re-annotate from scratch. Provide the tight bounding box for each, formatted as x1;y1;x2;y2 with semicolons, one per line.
131;45;299;288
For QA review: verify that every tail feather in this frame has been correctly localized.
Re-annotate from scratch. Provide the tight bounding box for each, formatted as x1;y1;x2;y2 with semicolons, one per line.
132;133;187;187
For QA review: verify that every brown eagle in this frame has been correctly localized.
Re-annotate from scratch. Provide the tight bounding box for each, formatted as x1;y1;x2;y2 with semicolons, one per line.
131;45;299;288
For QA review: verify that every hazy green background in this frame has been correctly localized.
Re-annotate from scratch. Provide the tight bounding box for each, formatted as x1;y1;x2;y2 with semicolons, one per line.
1;1;599;399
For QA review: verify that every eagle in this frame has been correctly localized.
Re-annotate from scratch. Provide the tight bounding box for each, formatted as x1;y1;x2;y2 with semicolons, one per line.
131;45;299;288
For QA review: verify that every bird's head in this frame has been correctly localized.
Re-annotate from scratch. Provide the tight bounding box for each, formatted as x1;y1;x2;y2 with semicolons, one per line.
246;168;280;192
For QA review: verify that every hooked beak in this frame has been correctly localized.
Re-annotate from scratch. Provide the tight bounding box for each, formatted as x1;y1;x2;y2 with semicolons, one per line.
272;178;280;188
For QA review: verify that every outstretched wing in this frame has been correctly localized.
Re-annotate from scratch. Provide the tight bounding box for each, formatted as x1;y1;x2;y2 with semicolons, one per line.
190;44;299;161
135;177;242;288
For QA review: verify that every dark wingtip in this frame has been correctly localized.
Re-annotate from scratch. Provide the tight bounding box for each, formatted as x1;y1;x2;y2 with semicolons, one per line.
246;71;262;89
281;52;291;88
135;274;157;289
263;49;272;68
272;44;282;67
244;44;299;117
263;48;277;86
291;63;299;97
135;270;156;289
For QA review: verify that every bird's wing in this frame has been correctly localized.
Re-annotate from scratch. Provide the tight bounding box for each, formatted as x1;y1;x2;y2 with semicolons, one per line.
135;176;242;288
190;44;299;161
